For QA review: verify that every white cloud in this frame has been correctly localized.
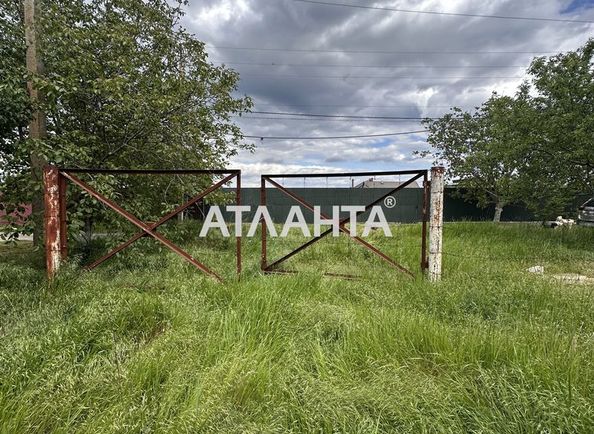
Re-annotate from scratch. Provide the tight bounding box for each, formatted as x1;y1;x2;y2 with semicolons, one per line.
182;0;594;180
189;0;253;31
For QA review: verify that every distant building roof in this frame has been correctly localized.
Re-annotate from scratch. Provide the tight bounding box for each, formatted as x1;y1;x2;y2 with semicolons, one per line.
354;178;420;189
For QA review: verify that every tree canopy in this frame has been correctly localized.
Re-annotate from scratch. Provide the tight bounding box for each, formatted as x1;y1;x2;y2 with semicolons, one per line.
422;39;594;221
0;0;252;240
421;93;532;221
521;40;594;217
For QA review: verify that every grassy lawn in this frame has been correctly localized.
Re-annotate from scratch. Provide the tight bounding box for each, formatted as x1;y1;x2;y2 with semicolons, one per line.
1;222;594;433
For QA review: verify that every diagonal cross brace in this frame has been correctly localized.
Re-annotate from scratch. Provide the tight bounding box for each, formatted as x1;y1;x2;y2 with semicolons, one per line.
264;187;412;276
264;178;414;277
61;172;224;282
85;172;238;270
263;172;425;277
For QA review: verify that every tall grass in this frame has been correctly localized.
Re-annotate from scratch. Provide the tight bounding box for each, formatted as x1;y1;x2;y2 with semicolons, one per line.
1;222;593;432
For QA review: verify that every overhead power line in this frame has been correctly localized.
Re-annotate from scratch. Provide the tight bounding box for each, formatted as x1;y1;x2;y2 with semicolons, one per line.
293;0;594;24
238;116;417;122
252;103;468;108
214;61;529;69
208;45;556;55
239;73;523;80
243;129;427;140
248;111;438;120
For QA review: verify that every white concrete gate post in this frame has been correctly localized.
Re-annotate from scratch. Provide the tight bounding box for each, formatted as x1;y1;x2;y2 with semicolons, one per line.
428;166;445;282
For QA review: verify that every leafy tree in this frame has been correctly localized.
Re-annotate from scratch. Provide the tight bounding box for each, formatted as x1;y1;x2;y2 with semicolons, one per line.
0;0;30;146
0;0;252;243
0;0;34;239
420;94;530;222
519;39;594;217
422;40;594;221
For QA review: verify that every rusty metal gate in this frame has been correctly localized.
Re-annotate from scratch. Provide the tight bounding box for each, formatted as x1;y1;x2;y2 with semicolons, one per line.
260;169;430;278
43;166;241;282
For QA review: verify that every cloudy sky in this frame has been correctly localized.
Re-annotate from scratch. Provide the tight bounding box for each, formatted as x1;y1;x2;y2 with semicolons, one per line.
182;0;594;186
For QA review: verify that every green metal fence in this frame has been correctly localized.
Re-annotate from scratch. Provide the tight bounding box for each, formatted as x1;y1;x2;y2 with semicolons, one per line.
218;187;536;223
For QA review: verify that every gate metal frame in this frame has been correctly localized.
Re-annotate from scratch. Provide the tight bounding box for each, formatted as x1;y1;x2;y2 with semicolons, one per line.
43;166;241;282
260;170;429;278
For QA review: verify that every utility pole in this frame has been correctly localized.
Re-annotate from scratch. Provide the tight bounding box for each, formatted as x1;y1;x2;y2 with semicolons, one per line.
24;0;48;246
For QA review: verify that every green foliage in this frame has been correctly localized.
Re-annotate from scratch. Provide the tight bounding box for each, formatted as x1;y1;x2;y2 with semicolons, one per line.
0;0;30;145
1;223;594;432
0;0;252;239
520;39;594;217
422;39;594;221
421;94;530;221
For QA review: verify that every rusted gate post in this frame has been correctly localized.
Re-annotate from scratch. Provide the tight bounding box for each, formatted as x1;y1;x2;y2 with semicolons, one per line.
428;166;445;282
421;171;429;272
43;165;63;278
236;173;242;275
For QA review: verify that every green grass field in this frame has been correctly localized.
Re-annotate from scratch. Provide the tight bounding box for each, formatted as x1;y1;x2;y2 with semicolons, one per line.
1;222;594;433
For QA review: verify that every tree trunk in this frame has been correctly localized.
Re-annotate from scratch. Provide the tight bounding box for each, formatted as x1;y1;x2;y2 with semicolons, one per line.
30;155;45;245
24;0;47;247
493;200;505;222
